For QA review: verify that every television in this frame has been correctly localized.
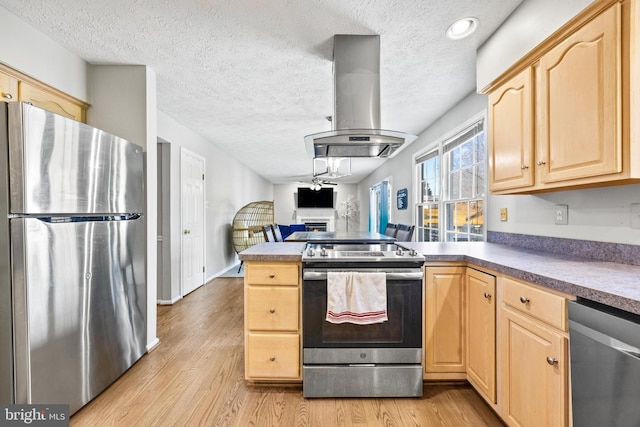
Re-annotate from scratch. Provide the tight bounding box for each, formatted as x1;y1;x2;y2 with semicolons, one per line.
297;187;334;208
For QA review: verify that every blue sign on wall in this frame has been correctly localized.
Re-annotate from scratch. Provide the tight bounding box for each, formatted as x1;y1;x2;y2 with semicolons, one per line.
397;188;408;210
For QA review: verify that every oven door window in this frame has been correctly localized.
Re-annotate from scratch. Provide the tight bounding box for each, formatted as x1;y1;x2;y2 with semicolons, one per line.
303;279;422;348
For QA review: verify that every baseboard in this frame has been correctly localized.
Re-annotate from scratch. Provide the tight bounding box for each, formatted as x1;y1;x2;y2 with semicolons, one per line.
157;295;182;305
146;337;160;353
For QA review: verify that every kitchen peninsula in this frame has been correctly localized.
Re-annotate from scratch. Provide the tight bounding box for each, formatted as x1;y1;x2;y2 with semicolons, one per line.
240;240;640;314
240;236;640;426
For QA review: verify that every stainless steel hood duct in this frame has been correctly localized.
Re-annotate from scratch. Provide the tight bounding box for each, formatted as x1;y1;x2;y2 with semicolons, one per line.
305;35;417;158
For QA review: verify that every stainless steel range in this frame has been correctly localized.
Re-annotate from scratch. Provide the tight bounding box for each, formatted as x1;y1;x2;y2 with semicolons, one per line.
301;243;424;398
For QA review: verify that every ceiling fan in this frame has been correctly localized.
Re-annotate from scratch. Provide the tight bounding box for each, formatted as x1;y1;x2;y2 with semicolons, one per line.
297;176;338;191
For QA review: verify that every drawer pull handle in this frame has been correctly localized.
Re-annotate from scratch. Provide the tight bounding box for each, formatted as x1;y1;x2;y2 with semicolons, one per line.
520;296;530;304
546;356;558;366
269;308;275;314
537;160;546;166
483;292;492;299
270;356;276;362
269;273;275;278
520;164;529;170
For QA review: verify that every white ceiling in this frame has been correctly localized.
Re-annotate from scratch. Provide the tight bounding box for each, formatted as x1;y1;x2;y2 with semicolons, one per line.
0;0;522;184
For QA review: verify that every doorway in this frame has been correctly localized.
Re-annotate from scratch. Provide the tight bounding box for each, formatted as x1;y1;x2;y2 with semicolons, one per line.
180;147;206;296
369;179;391;234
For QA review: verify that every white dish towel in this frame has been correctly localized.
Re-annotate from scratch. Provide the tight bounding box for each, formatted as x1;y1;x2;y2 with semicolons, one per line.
325;271;388;325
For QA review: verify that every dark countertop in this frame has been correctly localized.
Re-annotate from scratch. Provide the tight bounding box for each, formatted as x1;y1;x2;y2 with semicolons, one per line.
239;242;306;262
240;240;640;316
285;231;396;243
400;242;640;315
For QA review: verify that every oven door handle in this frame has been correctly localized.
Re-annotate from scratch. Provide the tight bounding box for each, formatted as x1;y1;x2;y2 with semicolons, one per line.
303;270;424;281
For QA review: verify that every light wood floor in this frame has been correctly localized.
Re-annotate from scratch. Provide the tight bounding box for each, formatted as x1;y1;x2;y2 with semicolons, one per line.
71;277;505;427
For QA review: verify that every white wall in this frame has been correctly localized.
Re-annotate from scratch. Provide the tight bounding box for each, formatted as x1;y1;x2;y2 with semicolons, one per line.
0;7;88;102
274;183;360;231
88;65;159;349
357;92;488;232
476;0;592;90
156;110;273;301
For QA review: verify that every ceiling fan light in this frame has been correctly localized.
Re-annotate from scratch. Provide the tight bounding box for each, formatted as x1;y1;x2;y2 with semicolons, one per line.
313;157;351;178
446;17;479;40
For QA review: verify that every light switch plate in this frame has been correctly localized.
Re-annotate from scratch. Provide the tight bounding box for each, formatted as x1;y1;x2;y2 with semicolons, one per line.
554;204;568;225
500;208;508;222
631;203;640;229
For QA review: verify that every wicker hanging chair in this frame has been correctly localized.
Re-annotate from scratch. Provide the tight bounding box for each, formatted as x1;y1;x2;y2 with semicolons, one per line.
231;201;274;255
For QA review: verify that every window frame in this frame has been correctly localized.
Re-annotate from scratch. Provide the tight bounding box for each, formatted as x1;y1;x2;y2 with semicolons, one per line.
414;112;487;242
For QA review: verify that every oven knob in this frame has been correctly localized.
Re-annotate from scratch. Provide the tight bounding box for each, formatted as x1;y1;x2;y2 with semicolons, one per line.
395;248;404;256
409;248;418;256
306;248;315;257
321;248;328;257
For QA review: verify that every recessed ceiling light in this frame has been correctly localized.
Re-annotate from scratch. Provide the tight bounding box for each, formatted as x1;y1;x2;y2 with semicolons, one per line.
446;17;479;40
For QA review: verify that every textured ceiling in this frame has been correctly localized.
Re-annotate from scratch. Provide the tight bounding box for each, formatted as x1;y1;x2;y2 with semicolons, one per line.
0;0;522;184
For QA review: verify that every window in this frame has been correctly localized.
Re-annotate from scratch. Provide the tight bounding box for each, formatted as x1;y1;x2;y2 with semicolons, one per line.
415;118;486;242
416;151;440;241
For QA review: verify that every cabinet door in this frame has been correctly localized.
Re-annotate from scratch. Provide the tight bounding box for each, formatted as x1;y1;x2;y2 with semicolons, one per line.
502;308;568;427
466;268;496;403
19;81;85;122
0;71;18;102
488;67;534;191
537;3;621;184
425;266;465;373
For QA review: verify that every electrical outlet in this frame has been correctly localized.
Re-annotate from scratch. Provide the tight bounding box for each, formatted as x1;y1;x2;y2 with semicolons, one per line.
500;208;508;222
554;204;568;225
631;203;640;229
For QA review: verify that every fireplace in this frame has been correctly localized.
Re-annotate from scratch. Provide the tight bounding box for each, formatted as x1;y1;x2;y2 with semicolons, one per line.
295;209;336;232
304;222;328;232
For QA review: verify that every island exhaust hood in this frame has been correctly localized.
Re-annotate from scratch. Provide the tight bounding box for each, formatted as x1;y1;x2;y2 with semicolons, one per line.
305;35;417;158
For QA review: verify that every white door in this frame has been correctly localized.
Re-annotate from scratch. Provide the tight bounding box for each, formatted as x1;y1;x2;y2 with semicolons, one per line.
181;148;205;296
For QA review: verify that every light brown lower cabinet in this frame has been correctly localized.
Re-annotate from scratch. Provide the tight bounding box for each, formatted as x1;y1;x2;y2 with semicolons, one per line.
425;265;571;426
244;262;301;382
501;304;569;427
466;268;496;404
246;334;300;379
424;266;466;377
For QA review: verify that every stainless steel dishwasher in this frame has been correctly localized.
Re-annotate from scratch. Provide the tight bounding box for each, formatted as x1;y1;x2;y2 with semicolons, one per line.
569;298;640;427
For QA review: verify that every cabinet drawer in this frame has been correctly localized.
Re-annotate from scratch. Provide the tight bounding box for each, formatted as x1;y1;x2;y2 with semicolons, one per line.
247;287;299;331
246;263;299;286
502;277;567;331
246;334;299;379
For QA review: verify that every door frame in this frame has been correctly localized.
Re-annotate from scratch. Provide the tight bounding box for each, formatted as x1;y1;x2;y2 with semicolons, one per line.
180;146;206;296
369;178;392;233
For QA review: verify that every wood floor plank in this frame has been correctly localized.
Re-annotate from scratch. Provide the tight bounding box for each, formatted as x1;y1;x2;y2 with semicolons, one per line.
70;277;504;427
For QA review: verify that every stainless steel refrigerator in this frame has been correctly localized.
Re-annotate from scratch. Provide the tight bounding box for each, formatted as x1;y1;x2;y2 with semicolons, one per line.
0;102;146;415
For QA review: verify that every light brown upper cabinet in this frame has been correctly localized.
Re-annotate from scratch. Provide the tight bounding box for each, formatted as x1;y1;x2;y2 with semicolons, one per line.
0;64;87;122
484;0;639;194
20;81;85;122
488;67;534;191
0;71;19;102
537;3;621;184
